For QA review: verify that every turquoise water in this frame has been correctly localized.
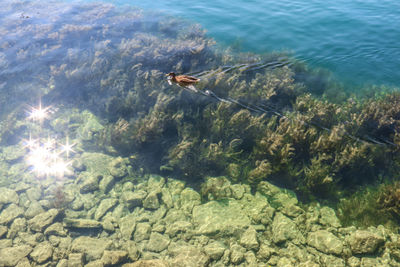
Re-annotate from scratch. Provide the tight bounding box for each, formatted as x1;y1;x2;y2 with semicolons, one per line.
82;0;400;88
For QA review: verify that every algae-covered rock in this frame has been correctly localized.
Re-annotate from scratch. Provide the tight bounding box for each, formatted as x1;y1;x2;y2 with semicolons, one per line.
71;236;112;261
143;191;160;210
99;175;115;193
101;250;128;266
179;188;201;213
239;226;259;250
169;246;210;267
319;206;341;228
348;230;385;254
63;218;102;229
0;187;19;204
0;203;24;224
307;230;343;255
204;241;226;260
146;232;170;252
28;208;59;232
122;190;147;209
271;212;304;244
68;253;84;267
192;200;251;236
44;222;68;236
30;241;53;264
0;245;32;267
108;157;129;178
134;222;151;242
79;172;101;194
120;215;137;240
94;198;117;220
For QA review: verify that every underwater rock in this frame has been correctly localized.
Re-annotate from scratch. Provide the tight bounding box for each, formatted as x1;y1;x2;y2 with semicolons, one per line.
30;241;53;264
0;203;24;224
108;157;129;178
121;190;147;209
28;208;59;232
79;172;101;194
0;187;19;204
24;201;45;219
204;241;226;260
146;232;170;252
123;240;140;261
0;239;12;250
94;198;118;220
63;218;102;229
271;212;304;244
179;188;201;213
0;245;32;267
143;191;160;210
165;220;193;237
99;175;115;193
101;250;128;266
7;217;26;239
0;225;7;238
134;222;151;242
1;144;25;162
348;230;385;255
319;206;341;228
44;222;68;237
230;243;246;264
71;236;112;261
119;215;137;240
68;253;84;267
307;230;343;255
169;246;210;267
192;200;251;237
239;226;259;250
257;243;273;261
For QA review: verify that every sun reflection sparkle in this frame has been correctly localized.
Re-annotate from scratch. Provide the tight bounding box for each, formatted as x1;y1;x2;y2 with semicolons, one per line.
24;103;75;178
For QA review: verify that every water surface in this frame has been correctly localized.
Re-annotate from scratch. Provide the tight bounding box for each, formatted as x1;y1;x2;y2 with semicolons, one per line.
85;0;400;88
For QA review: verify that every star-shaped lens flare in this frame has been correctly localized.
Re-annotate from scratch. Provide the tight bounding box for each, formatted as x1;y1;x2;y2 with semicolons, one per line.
27;103;51;123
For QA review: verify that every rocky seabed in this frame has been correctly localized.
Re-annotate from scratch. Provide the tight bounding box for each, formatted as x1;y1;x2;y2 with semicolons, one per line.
1;149;400;267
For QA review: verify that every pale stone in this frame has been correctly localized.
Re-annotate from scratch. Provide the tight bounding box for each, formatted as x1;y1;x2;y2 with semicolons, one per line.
71;236;112;261
0;203;24;224
143;191;160;210
30;241;53;264
307;230;343;255
68;253;84;267
94;198;117;220
28;209;59;232
45;222;68;236
101;250;128;266
147;232;170;252
272;212;304;244
192;200;251;236
204;241;226;260
0;245;32;266
0;187;19;204
134;222;151;242
63;218;102;229
348;230;385;254
239;226;259;250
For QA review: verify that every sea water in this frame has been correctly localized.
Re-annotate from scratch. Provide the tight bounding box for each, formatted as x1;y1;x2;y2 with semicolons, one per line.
81;0;400;89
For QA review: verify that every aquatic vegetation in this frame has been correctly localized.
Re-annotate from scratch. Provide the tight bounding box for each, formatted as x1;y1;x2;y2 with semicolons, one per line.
1;0;400;209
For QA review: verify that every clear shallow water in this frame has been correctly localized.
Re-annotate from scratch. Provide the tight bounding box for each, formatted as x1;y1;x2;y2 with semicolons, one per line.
82;0;400;88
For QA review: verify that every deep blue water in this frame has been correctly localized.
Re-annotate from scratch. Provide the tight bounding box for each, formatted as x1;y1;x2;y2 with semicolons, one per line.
81;0;400;89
